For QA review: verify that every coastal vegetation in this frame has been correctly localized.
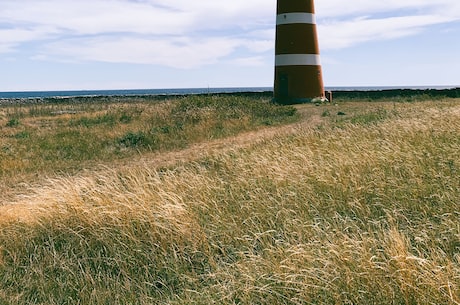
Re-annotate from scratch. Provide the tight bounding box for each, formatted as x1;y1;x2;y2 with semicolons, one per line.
0;94;459;304
0;95;297;198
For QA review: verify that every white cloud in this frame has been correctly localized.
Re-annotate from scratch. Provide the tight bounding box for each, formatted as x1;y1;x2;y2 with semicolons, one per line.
315;0;460;50
0;0;275;35
319;14;455;50
1;0;459;67
0;0;276;67
316;0;459;18
41;36;245;68
230;56;267;67
1;0;196;35
0;26;58;52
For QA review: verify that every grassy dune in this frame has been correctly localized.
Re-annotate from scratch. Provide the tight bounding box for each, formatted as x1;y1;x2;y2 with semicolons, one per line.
1;96;459;304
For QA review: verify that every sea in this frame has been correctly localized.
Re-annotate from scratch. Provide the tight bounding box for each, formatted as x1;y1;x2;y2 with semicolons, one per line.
0;86;457;99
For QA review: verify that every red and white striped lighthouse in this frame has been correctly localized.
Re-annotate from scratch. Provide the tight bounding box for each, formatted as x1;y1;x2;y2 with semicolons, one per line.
274;0;325;104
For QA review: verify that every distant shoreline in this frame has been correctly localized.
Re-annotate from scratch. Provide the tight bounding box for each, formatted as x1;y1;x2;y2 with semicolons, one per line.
0;87;459;105
330;87;460;100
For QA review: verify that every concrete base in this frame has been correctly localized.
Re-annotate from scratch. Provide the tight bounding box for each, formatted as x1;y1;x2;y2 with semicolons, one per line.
273;96;329;105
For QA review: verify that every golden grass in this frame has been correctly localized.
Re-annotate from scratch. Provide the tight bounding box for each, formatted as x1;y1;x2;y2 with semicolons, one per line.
0;98;459;304
0;95;298;201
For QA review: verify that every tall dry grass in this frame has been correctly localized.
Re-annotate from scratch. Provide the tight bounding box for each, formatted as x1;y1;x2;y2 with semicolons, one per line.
0;95;297;201
0;99;459;304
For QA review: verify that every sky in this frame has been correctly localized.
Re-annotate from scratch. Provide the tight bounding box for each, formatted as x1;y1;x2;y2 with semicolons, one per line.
1;0;459;91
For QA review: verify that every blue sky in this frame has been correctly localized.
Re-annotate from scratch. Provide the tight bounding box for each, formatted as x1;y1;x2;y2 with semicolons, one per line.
1;0;459;91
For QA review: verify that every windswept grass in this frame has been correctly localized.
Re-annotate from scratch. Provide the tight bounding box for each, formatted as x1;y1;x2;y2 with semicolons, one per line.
0;95;297;196
0;97;459;304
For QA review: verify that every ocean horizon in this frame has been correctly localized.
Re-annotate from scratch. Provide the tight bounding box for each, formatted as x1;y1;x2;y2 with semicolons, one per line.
0;86;458;99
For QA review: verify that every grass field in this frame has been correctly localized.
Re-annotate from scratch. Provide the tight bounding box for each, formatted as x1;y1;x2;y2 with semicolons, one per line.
0;95;297;200
0;95;459;304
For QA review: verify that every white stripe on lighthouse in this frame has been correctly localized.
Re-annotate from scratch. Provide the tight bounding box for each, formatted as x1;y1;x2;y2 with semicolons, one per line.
276;13;316;25
275;54;321;66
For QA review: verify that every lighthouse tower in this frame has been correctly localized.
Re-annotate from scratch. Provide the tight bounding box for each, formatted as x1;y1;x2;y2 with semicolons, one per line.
274;0;325;104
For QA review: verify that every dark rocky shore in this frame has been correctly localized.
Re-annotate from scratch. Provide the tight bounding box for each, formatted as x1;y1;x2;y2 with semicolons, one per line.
330;87;460;100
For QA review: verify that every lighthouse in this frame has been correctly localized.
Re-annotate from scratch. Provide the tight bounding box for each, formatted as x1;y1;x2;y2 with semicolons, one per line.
274;0;325;104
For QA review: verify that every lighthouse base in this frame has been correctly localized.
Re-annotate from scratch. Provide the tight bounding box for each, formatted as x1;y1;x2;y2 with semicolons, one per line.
274;65;325;105
273;96;328;105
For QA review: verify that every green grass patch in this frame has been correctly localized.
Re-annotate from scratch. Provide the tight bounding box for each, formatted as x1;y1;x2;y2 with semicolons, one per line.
0;95;297;178
5;118;20;127
348;107;394;125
